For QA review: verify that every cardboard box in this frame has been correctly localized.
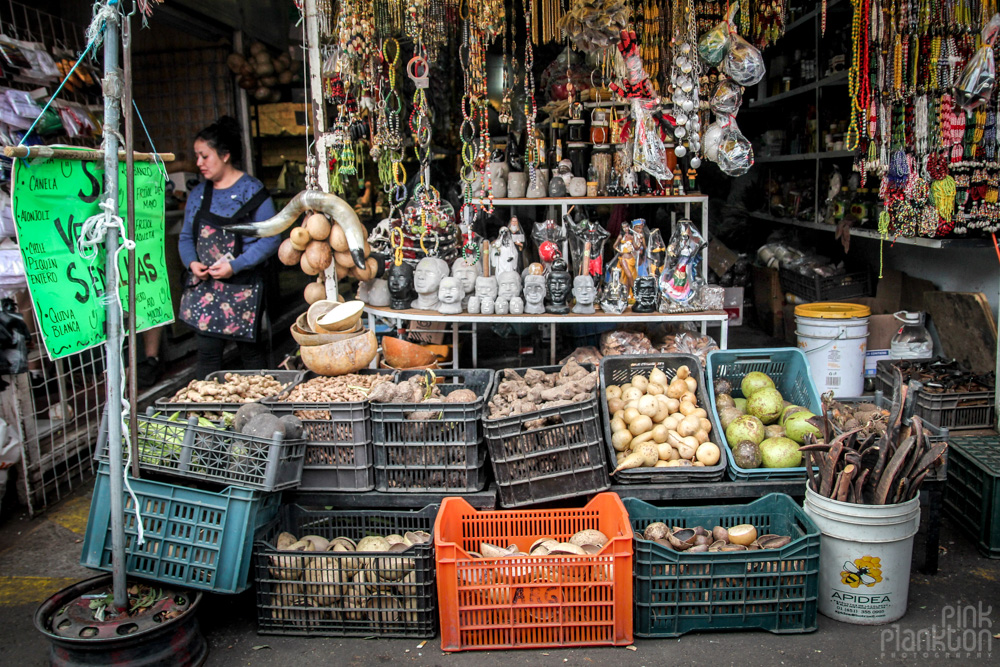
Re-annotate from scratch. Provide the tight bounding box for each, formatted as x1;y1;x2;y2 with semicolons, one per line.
864;313;898;377
723;287;744;326
257;102;308;137
709;238;740;278
752;265;784;337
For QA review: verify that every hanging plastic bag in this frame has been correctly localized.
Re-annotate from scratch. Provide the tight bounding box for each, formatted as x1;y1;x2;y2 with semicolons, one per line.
631;98;670;181
716;123;754;177
724;33;766;86
955;13;999;113
659;219;706;309
567;216;609;279
703;120;726;162
698;2;740;66
710;79;744;115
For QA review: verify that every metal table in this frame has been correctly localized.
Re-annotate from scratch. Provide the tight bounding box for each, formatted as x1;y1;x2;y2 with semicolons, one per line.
365;306;730;366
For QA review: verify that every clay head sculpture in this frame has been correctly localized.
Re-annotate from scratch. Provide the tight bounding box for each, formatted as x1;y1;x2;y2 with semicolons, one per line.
633;275;658;313
571;275;598;314
386;262;415;310
545;259;572;314
411;257;450;310
437;277;464;314
523;274;546;314
451;256;481;306
359;278;391;307
496;271;522;300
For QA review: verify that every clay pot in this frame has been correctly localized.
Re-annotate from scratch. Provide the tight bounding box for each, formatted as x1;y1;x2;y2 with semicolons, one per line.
381;336;438;369
299;329;377;375
507;172;527;198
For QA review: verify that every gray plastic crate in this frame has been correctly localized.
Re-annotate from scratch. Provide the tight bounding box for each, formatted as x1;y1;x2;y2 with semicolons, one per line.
599;354;726;483
96;407;306;492
374;440;488;493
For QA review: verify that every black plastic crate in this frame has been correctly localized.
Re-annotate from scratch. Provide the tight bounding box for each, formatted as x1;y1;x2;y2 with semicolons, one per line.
943;437;1000;559
96;407;306;492
374;440;489;493
156;370;305;413
599;354;726;484
265;371;395;492
370;369;495;447
254;504;438;637
484;364;608;507
779;268;872;302
827;392;949;482
874;360;995;431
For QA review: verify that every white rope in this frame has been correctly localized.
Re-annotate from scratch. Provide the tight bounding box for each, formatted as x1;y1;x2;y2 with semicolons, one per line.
78;198;145;545
86;1;119;52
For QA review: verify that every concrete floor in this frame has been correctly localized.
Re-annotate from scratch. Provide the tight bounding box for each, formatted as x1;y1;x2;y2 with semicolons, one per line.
0;481;997;666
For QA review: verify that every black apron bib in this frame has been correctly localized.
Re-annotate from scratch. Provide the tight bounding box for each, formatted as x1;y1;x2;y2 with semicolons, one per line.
178;181;270;342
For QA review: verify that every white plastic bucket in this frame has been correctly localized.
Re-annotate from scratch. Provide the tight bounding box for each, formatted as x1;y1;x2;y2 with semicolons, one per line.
794;302;870;397
803;488;920;625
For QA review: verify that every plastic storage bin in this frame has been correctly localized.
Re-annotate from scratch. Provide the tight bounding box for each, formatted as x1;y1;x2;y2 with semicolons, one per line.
874;361;995;431
599;354;726;483
81;463;279;594
827;392;949;481
707;348;822;481
156;369;305;413
254;505;439;636
265;370;394;492
95;408;306;492
483;365;607;507
370;369;493;493
780;268;872;302
434;493;633;651
943;437;1000;558
625;494;820;637
370;369;495;446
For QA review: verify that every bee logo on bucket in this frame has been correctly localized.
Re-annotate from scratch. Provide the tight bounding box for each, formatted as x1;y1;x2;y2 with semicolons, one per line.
840;556;883;588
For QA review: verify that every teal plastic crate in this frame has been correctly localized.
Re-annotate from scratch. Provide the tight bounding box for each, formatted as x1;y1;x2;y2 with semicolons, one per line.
943;437;1000;558
706;348;822;481
81;463;280;593
624;494;820;637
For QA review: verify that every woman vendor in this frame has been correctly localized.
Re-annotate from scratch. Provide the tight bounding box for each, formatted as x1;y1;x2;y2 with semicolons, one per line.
178;116;280;378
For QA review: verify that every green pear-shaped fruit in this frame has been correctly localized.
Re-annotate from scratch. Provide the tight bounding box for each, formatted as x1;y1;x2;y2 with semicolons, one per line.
780;404;808;425
733;397;747;413
785;412;822;444
760;437;803;468
725;414;765;447
746;387;784;424
741;372;775;398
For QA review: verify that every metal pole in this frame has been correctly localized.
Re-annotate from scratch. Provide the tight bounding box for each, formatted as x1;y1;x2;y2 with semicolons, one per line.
101;4;128;611
123;8;139;478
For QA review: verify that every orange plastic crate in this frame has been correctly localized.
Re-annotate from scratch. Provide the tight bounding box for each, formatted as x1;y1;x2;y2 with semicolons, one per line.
434;493;633;651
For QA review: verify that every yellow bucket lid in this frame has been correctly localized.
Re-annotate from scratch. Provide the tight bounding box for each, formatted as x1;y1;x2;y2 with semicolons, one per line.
794;302;871;319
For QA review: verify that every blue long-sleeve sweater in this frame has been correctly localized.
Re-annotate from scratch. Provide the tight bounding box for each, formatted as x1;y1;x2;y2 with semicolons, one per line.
178;174;280;275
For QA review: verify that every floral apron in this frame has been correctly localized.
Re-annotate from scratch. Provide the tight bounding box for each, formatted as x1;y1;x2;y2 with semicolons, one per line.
178;182;270;342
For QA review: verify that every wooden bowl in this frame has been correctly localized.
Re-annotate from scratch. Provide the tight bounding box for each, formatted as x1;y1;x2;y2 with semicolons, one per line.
315;300;365;333
299;329;377;376
381;336;438;369
291;323;365;347
306;300;339;333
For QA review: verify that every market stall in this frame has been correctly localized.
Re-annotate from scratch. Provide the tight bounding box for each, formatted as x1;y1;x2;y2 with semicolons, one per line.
4;0;999;663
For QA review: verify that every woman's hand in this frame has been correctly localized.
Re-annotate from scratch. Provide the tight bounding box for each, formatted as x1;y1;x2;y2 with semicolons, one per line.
190;261;210;279
208;260;234;280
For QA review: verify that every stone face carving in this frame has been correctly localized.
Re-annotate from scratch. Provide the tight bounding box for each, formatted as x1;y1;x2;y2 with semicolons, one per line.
386;262;415;310
523;275;547;314
571;275;597;314
437;277;463;314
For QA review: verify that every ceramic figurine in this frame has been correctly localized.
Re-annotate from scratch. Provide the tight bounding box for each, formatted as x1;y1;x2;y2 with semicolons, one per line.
632;275;658;313
568;176;587;197
411;257;450;310
507;172;527;198
557;159;573;187
545;259;573;314
496;271;522;301
437;277;464;314
451;257;481;308
571;275;597;314
493;177;507;198
548;177;566;197
509;296;524;314
523;274;547;314
467;295;481;314
473;275;498;315
600;267;629;315
386;262;416;310
361;278;391;307
526;170;547;198
494;297;509;314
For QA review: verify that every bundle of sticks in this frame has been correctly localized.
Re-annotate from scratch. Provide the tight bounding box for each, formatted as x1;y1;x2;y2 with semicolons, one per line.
801;369;947;505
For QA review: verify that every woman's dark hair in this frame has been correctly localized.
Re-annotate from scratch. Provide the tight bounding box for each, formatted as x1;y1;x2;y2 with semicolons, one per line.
195;116;243;166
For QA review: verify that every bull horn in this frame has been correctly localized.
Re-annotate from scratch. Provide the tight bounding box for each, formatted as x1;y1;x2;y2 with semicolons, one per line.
227;190;367;268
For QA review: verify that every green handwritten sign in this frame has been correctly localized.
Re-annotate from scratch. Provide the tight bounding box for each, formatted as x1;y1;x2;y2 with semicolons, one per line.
11;157;173;360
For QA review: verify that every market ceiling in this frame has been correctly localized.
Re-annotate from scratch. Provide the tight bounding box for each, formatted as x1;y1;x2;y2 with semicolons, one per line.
162;0;291;48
